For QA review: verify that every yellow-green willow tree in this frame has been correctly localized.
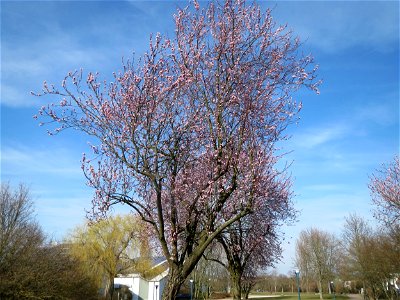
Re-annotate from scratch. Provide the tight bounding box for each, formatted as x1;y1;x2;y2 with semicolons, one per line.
67;214;151;300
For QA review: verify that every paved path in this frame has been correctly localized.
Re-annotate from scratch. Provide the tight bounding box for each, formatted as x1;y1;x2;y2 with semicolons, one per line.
347;294;363;300
213;295;284;300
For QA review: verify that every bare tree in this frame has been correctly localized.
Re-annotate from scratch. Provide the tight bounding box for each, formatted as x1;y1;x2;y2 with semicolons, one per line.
341;214;372;294
253;272;294;294
295;228;342;300
0;183;98;299
342;214;400;300
190;245;230;298
0;183;43;275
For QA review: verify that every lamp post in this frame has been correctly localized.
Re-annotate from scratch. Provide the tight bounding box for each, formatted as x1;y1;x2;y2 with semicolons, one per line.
294;269;301;300
190;279;194;300
207;278;211;299
155;283;159;300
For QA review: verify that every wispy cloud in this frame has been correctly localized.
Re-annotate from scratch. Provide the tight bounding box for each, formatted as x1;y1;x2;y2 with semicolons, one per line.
2;34;107;108
291;123;348;150
1;145;82;178
272;1;399;54
1;1;177;108
1;84;34;108
1;145;94;240
3;147;134;240
289;90;398;152
354;97;399;127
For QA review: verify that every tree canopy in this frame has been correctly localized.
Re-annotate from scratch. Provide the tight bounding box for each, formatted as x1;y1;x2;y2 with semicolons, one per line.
35;1;319;298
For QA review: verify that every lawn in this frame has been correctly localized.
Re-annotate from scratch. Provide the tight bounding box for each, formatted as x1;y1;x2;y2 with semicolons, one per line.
248;293;349;300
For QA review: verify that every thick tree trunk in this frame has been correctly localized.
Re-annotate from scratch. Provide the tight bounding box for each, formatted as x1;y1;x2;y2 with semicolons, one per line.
163;279;182;300
229;268;242;300
162;266;185;300
242;283;251;299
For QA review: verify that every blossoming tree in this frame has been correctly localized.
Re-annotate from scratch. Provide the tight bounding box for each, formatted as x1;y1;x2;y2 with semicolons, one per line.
369;156;400;227
34;1;319;298
217;173;295;299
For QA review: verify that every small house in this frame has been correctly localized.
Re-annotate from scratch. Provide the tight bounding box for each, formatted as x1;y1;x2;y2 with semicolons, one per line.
114;257;168;300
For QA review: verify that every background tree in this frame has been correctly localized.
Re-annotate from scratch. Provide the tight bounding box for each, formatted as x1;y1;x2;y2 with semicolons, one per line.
253;272;294;294
342;214;400;300
341;214;372;296
295;233;312;293
241;265;260;299
368;156;399;300
14;243;99;300
35;1;319;298
217;179;294;300
67;214;148;300
194;245;231;297
0;183;40;272
189;255;217;300
0;183;98;299
365;229;400;300
295;228;342;300
369;156;400;227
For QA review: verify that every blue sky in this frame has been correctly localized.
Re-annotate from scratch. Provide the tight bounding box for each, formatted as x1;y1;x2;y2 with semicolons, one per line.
1;1;399;275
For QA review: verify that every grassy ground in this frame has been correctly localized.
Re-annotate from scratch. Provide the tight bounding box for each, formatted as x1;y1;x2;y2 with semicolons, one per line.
248;293;349;300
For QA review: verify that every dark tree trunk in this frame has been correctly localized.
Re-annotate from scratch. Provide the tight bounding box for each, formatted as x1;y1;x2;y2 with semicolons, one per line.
158;210;249;300
162;265;185;300
229;267;242;300
242;281;253;299
243;287;250;299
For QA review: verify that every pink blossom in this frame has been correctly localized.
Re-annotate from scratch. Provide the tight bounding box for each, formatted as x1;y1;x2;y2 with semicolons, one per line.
33;1;319;298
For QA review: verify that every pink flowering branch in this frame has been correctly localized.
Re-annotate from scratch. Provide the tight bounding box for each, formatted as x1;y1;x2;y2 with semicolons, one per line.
33;1;319;299
369;156;400;226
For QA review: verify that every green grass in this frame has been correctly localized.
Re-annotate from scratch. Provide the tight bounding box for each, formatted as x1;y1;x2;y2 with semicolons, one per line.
248;293;349;300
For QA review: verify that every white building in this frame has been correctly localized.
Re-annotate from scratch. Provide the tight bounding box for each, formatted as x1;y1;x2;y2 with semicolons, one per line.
114;258;168;300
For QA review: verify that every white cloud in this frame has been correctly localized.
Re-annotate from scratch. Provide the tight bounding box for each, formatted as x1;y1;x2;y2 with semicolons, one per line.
1;84;35;108
291;123;348;149
2;42;104;108
1;145;94;240
1;145;82;178
272;1;399;54
1;144;134;239
1;1;182;109
355;97;399;127
2;4;120;108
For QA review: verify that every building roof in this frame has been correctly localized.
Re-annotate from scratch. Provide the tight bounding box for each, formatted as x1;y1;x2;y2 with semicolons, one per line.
116;257;168;281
